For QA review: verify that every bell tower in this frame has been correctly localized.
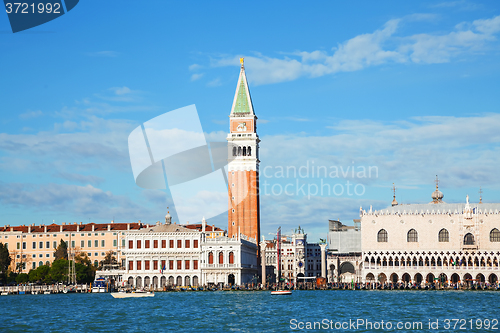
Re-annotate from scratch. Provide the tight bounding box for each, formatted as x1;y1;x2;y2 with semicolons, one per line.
227;58;260;243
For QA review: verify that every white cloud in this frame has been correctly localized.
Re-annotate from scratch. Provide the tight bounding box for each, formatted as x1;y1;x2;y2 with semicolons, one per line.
189;64;202;71
0;182;169;222
54;172;105;185
259;114;500;192
19;110;43;120
190;73;204;81
206;15;500;85
112;86;132;95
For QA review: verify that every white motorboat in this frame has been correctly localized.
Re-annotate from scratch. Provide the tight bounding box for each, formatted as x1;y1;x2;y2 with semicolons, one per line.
111;290;154;298
271;290;292;295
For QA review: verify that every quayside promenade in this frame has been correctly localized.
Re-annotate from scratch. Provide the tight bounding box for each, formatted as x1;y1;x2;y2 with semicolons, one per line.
3;281;500;295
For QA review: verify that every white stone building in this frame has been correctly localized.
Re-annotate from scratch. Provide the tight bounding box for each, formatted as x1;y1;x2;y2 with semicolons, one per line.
118;215;258;288
327;219;363;283
263;226;325;285
201;233;258;286
361;184;500;286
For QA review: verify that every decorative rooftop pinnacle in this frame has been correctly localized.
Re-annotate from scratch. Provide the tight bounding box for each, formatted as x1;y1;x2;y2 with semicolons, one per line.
391;183;398;206
431;175;444;203
230;59;254;116
479;186;483;204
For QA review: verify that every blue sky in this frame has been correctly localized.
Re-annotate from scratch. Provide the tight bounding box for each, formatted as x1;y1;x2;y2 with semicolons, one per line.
1;1;500;241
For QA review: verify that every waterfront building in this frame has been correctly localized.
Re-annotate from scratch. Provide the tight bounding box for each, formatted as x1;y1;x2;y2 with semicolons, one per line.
121;214;202;288
263;226;326;285
0;221;142;273
118;215;258;288
327;219;363;283
360;180;500;286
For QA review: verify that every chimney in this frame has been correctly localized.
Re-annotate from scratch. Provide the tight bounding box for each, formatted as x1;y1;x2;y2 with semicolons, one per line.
92;224;95;232
127;223;130;231
76;224;79;232
111;220;114;224
156;221;160;226
60;225;63;232
107;224;111;231
44;226;47;233
10;227;13;232
28;226;31;233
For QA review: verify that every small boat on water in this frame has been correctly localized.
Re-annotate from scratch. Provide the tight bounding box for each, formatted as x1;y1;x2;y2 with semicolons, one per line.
92;277;108;293
111;290;154;298
271;290;292;295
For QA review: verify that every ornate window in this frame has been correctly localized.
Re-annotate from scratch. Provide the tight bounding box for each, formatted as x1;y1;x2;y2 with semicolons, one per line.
377;229;388;242
438;228;449;242
464;233;475;245
243;146;247;156
232;146;237;156
208;252;213;265
490;229;500;242
407;229;418;242
218;252;224;264
247;146;251;156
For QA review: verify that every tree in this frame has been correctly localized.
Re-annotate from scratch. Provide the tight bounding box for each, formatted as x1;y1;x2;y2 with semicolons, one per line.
54;239;68;261
15;273;29;284
0;243;11;284
74;252;95;283
98;250;117;270
75;252;91;266
28;264;51;283
49;259;68;283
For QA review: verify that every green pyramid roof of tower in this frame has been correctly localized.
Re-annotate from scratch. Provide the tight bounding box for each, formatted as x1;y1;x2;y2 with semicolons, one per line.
233;77;251;114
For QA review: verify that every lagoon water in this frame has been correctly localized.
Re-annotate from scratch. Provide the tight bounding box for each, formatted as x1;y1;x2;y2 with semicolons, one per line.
1;290;498;332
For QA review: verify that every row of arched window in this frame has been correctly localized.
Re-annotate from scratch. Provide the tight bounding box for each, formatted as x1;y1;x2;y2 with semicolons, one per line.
377;228;500;243
208;251;234;265
232;146;252;157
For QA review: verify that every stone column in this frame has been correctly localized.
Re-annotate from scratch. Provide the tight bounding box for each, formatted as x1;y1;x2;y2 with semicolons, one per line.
320;244;327;278
260;240;266;287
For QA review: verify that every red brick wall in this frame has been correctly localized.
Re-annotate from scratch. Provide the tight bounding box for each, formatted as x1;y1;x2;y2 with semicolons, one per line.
228;170;260;243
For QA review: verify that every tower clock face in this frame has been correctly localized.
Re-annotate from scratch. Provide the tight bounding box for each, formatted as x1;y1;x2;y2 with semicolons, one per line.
296;239;304;246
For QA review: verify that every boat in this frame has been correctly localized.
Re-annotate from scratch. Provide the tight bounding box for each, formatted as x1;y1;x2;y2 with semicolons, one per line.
92;277;108;293
271;290;292;295
63;285;77;294
43;290;51;295
110;290;154;298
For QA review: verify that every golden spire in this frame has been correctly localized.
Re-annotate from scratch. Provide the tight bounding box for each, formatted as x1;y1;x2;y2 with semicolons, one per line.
240;57;244;66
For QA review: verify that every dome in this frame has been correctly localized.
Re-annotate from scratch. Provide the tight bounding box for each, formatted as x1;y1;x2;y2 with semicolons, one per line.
165;211;172;224
432;188;443;200
431;186;444;203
